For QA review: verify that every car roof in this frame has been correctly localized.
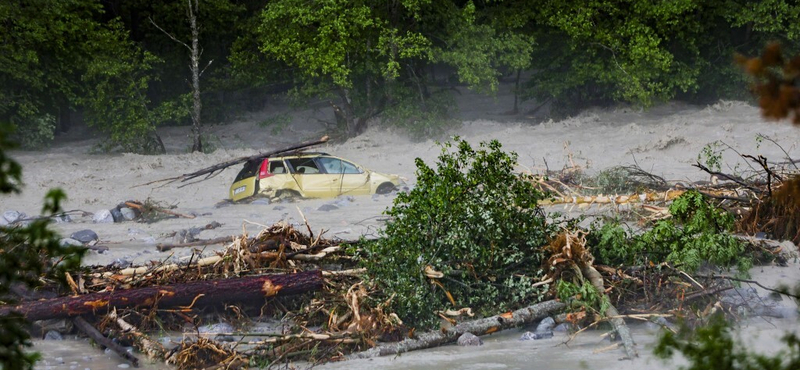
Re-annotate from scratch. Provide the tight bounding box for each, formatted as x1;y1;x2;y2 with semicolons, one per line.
268;151;330;159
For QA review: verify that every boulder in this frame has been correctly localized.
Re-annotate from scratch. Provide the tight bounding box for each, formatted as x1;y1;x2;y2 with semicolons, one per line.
92;209;114;224
457;332;484;346
70;230;99;244
110;207;124;223
519;331;553;341
535;317;556;333
120;207;137;221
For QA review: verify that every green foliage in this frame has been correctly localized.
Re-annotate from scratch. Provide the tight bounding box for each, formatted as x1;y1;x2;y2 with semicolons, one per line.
555;279;610;315
698;141;724;172
358;138;555;329
81;21;170;154
14;114;56;150
592;191;749;274
655;316;800;370
0;125;86;370
381;86;458;139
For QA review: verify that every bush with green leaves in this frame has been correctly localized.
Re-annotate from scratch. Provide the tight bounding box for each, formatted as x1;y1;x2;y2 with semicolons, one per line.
591;190;749;274
0;124;85;369
357;138;555;329
655;315;800;370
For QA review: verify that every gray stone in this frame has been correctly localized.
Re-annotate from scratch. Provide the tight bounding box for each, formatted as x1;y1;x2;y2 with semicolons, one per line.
251;198;271;205
120;207;137;221
318;204;339;212
3;210;25;224
44;330;63;340
519;331;553;340
54;214;72;223
59;238;84;247
535;317;556;333
70;230;99;244
92;209;114;224
273;206;286;211
457;332;483;346
553;323;574;332
110;208;124;223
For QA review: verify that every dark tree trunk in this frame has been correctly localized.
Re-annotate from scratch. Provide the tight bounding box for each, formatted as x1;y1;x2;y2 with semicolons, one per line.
0;271;322;322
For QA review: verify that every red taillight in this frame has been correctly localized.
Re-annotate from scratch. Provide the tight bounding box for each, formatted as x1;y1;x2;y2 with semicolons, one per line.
258;159;272;179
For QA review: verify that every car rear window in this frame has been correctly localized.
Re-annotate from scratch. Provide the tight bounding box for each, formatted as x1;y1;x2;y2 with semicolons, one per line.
234;160;260;182
287;157;320;174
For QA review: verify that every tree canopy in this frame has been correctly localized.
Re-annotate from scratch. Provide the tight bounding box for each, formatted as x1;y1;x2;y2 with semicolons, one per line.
1;0;798;151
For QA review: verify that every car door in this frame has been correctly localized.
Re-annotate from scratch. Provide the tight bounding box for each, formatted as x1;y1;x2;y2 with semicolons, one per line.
317;156;371;196
286;157;329;197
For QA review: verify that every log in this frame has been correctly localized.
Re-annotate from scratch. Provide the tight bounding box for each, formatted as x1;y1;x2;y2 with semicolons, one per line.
73;315;140;367
582;265;638;359
141;136;329;187
156;236;232;252
0;271;322;322
349;300;566;359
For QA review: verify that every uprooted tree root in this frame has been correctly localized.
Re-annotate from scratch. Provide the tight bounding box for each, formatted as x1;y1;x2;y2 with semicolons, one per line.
739;175;800;244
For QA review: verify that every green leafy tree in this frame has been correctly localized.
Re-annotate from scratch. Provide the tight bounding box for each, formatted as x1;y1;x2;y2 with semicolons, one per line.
358;138;555;329
0;125;85;370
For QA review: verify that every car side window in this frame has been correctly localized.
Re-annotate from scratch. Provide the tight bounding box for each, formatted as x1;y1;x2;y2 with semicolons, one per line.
317;157;362;174
269;160;286;174
287;158;320;174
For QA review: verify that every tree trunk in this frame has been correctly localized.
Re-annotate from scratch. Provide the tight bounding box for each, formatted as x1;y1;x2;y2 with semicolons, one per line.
349;300;566;359
188;0;203;152
0;271;322;322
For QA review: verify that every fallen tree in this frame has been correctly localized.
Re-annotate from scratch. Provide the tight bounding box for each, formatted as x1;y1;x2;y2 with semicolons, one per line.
0;271;322;321
349;300;566;359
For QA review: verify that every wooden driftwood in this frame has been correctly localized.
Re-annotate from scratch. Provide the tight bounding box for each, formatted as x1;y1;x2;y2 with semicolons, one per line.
582;265;638;359
156;236;232;251
0;271;322;321
73;315;140;367
349;300;566;359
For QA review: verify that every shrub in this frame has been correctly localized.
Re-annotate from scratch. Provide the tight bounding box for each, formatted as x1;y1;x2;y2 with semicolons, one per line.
358;138;555;329
591;190;749;274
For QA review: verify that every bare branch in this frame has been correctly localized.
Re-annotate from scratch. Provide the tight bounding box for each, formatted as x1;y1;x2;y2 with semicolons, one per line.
148;16;191;51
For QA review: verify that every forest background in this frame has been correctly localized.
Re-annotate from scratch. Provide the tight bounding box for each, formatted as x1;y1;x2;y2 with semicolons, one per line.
3;0;799;152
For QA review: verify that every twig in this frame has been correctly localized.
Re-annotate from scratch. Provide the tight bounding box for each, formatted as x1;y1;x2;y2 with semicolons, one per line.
695;274;800;300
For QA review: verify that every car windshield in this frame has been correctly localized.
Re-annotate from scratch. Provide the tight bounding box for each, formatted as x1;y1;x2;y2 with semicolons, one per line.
287;157;320;174
317;157;362;174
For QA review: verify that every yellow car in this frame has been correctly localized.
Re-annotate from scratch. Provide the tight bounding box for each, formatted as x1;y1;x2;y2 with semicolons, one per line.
229;152;403;201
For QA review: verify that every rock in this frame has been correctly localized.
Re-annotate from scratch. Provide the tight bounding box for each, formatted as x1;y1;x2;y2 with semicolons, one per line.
92;209;114;224
273;206;286;211
111;258;131;269
59;238;84;247
457;332;483;346
519;331;553;340
318;204;339;212
3;210;25;224
251;198;271;205
110;207;124;223
535;317;556;333
44;330;63;341
70;230;99;244
119;207;137;221
553;323;573;332
54;214;72;223
188;227;203;238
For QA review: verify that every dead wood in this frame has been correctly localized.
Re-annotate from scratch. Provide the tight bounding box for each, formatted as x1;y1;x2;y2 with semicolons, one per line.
125;201;195;220
142;136;329;188
0;271;322;321
582;265;638;359
348;300;566;359
73;315;140;367
156;236;232;252
109;308;166;361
